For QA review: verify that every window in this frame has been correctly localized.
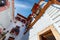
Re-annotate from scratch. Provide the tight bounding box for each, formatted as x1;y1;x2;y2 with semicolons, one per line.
0;0;6;7
32;3;39;13
40;1;47;8
15;17;21;21
21;19;26;24
36;7;41;15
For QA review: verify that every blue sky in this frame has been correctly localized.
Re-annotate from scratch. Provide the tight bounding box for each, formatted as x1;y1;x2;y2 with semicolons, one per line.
14;0;39;18
14;0;48;18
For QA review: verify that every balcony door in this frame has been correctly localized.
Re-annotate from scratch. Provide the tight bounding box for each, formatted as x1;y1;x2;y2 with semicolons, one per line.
40;30;56;40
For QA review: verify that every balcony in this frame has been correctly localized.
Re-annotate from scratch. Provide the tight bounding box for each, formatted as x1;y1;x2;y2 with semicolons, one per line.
31;3;40;13
24;1;52;34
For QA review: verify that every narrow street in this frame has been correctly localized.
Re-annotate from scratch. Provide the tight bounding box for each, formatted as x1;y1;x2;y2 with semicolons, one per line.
0;0;60;40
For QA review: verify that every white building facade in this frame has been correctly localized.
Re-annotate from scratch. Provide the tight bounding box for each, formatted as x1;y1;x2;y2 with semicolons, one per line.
28;1;60;40
0;0;14;29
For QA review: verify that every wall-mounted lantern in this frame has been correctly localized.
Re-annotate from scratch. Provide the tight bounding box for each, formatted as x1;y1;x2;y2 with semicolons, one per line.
0;0;6;7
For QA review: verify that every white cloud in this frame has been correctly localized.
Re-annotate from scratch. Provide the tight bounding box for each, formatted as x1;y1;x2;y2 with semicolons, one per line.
15;3;31;9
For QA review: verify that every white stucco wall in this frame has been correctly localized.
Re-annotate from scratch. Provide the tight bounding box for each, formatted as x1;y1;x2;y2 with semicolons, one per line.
29;4;60;40
5;21;26;40
15;21;26;40
0;0;13;28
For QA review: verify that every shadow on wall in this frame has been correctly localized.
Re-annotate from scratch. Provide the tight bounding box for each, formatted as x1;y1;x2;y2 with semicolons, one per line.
21;31;29;40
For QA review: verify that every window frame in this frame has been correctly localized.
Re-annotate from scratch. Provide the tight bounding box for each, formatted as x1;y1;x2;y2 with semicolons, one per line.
38;25;60;40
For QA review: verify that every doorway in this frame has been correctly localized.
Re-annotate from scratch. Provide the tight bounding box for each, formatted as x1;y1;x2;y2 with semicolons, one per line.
39;30;56;40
